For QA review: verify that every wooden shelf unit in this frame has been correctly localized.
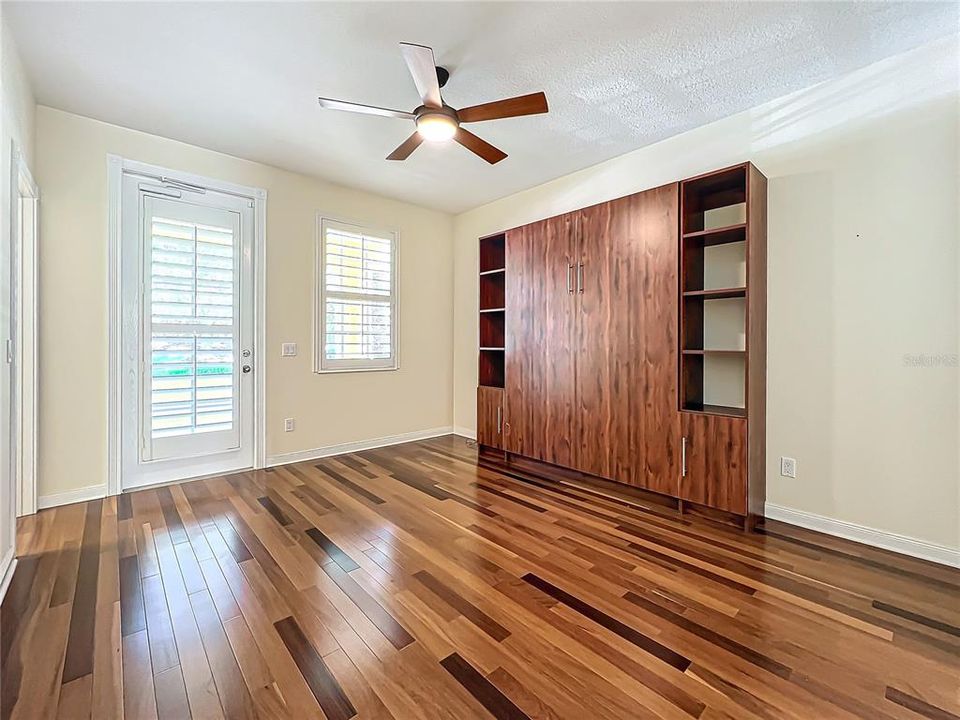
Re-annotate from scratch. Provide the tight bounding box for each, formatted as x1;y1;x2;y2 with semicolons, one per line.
479;273;504;311
682;349;745;356
478;232;507;450
682;287;746;300
480;312;505;349
679;164;761;416
478;233;507;390
682;402;748;418
479;349;505;388
679;162;766;527
682;223;747;244
479;232;505;273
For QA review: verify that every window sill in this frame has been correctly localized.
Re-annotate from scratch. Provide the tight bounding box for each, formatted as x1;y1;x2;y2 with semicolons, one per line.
313;364;400;375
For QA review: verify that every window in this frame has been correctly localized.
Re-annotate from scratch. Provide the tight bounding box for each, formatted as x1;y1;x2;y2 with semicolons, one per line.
316;217;398;372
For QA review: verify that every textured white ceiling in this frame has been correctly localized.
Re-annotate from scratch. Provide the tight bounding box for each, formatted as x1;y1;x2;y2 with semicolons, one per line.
6;1;957;213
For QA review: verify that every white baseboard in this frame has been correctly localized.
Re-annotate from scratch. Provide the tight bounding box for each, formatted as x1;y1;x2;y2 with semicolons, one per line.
0;550;18;603
765;503;960;569
265;426;455;467
33;429;455;510
39;483;107;510
453;426;476;440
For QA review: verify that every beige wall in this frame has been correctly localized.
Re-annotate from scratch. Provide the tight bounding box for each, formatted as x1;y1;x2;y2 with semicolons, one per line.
453;38;960;550
36;106;454;498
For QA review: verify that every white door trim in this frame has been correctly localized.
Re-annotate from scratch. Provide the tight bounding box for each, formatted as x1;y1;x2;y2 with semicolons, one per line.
10;143;38;517
0;551;17;604
107;155;267;497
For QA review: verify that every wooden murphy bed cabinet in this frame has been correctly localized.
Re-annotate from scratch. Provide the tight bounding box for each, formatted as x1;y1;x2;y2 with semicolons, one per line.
477;163;767;528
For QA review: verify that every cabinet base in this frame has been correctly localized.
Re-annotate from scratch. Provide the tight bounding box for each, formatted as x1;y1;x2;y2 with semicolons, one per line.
679;497;760;532
478;445;759;532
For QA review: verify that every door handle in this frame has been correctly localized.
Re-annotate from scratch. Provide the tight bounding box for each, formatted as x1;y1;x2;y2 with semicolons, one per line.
567;263;574;294
681;437;687;478
576;263;584;294
496;406;502;434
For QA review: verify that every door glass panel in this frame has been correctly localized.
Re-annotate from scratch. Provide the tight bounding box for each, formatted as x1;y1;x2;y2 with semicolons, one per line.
150;332;234;437
148;212;236;442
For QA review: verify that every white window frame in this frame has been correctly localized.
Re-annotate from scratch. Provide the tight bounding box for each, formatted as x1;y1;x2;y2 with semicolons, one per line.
314;214;399;373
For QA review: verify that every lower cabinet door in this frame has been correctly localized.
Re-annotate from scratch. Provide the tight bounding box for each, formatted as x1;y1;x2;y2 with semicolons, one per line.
476;386;504;450
680;413;747;514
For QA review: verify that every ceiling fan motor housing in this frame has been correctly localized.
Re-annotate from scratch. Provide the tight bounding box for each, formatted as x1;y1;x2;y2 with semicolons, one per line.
415;104;459;141
415;104;459;121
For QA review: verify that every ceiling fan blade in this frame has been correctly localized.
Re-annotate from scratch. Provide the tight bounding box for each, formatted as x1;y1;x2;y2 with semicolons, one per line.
318;97;415;120
454;128;507;164
457;91;549;123
399;42;442;108
386;132;424;161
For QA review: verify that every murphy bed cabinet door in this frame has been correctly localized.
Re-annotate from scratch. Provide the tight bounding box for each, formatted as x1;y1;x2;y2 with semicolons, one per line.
476;386;504;450
680;413;747;514
504;216;578;467
574;185;680;491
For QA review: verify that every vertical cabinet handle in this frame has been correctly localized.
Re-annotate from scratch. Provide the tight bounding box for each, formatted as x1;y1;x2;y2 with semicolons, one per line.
566;263;574;294
681;437;687;478
576;262;584;294
496;406;502;434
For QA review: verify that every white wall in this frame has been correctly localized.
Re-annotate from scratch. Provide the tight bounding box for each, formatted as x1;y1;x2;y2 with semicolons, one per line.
35;107;454;501
453;38;960;552
0;9;36;594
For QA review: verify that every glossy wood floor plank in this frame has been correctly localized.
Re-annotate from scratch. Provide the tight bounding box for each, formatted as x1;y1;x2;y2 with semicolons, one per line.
2;435;958;719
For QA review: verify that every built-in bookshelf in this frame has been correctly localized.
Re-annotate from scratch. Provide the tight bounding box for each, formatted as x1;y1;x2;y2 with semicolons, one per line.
679;164;765;418
478;232;506;388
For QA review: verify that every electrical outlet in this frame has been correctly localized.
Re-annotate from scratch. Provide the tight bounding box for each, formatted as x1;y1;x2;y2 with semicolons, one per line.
284;418;295;432
281;342;297;357
780;456;797;479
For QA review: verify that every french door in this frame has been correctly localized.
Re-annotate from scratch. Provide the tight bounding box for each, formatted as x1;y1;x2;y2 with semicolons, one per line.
120;173;255;490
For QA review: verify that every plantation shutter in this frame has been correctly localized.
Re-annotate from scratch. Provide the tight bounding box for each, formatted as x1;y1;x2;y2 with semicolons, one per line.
318;219;397;371
143;196;242;460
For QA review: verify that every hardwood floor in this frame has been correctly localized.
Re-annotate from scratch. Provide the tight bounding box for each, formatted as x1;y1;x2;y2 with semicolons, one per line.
2;435;958;719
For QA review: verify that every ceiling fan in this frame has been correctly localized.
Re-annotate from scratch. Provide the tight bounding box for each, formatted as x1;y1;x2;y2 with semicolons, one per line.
318;42;549;164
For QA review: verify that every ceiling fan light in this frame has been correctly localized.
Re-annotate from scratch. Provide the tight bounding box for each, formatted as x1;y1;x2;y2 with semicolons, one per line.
416;113;458;142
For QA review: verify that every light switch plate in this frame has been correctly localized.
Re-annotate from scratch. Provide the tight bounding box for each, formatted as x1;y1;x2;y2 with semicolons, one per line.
284;418;295;432
281;342;297;357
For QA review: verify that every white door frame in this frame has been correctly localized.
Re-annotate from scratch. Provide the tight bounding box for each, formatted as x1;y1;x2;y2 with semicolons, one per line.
107;155;267;496
10;143;38;517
